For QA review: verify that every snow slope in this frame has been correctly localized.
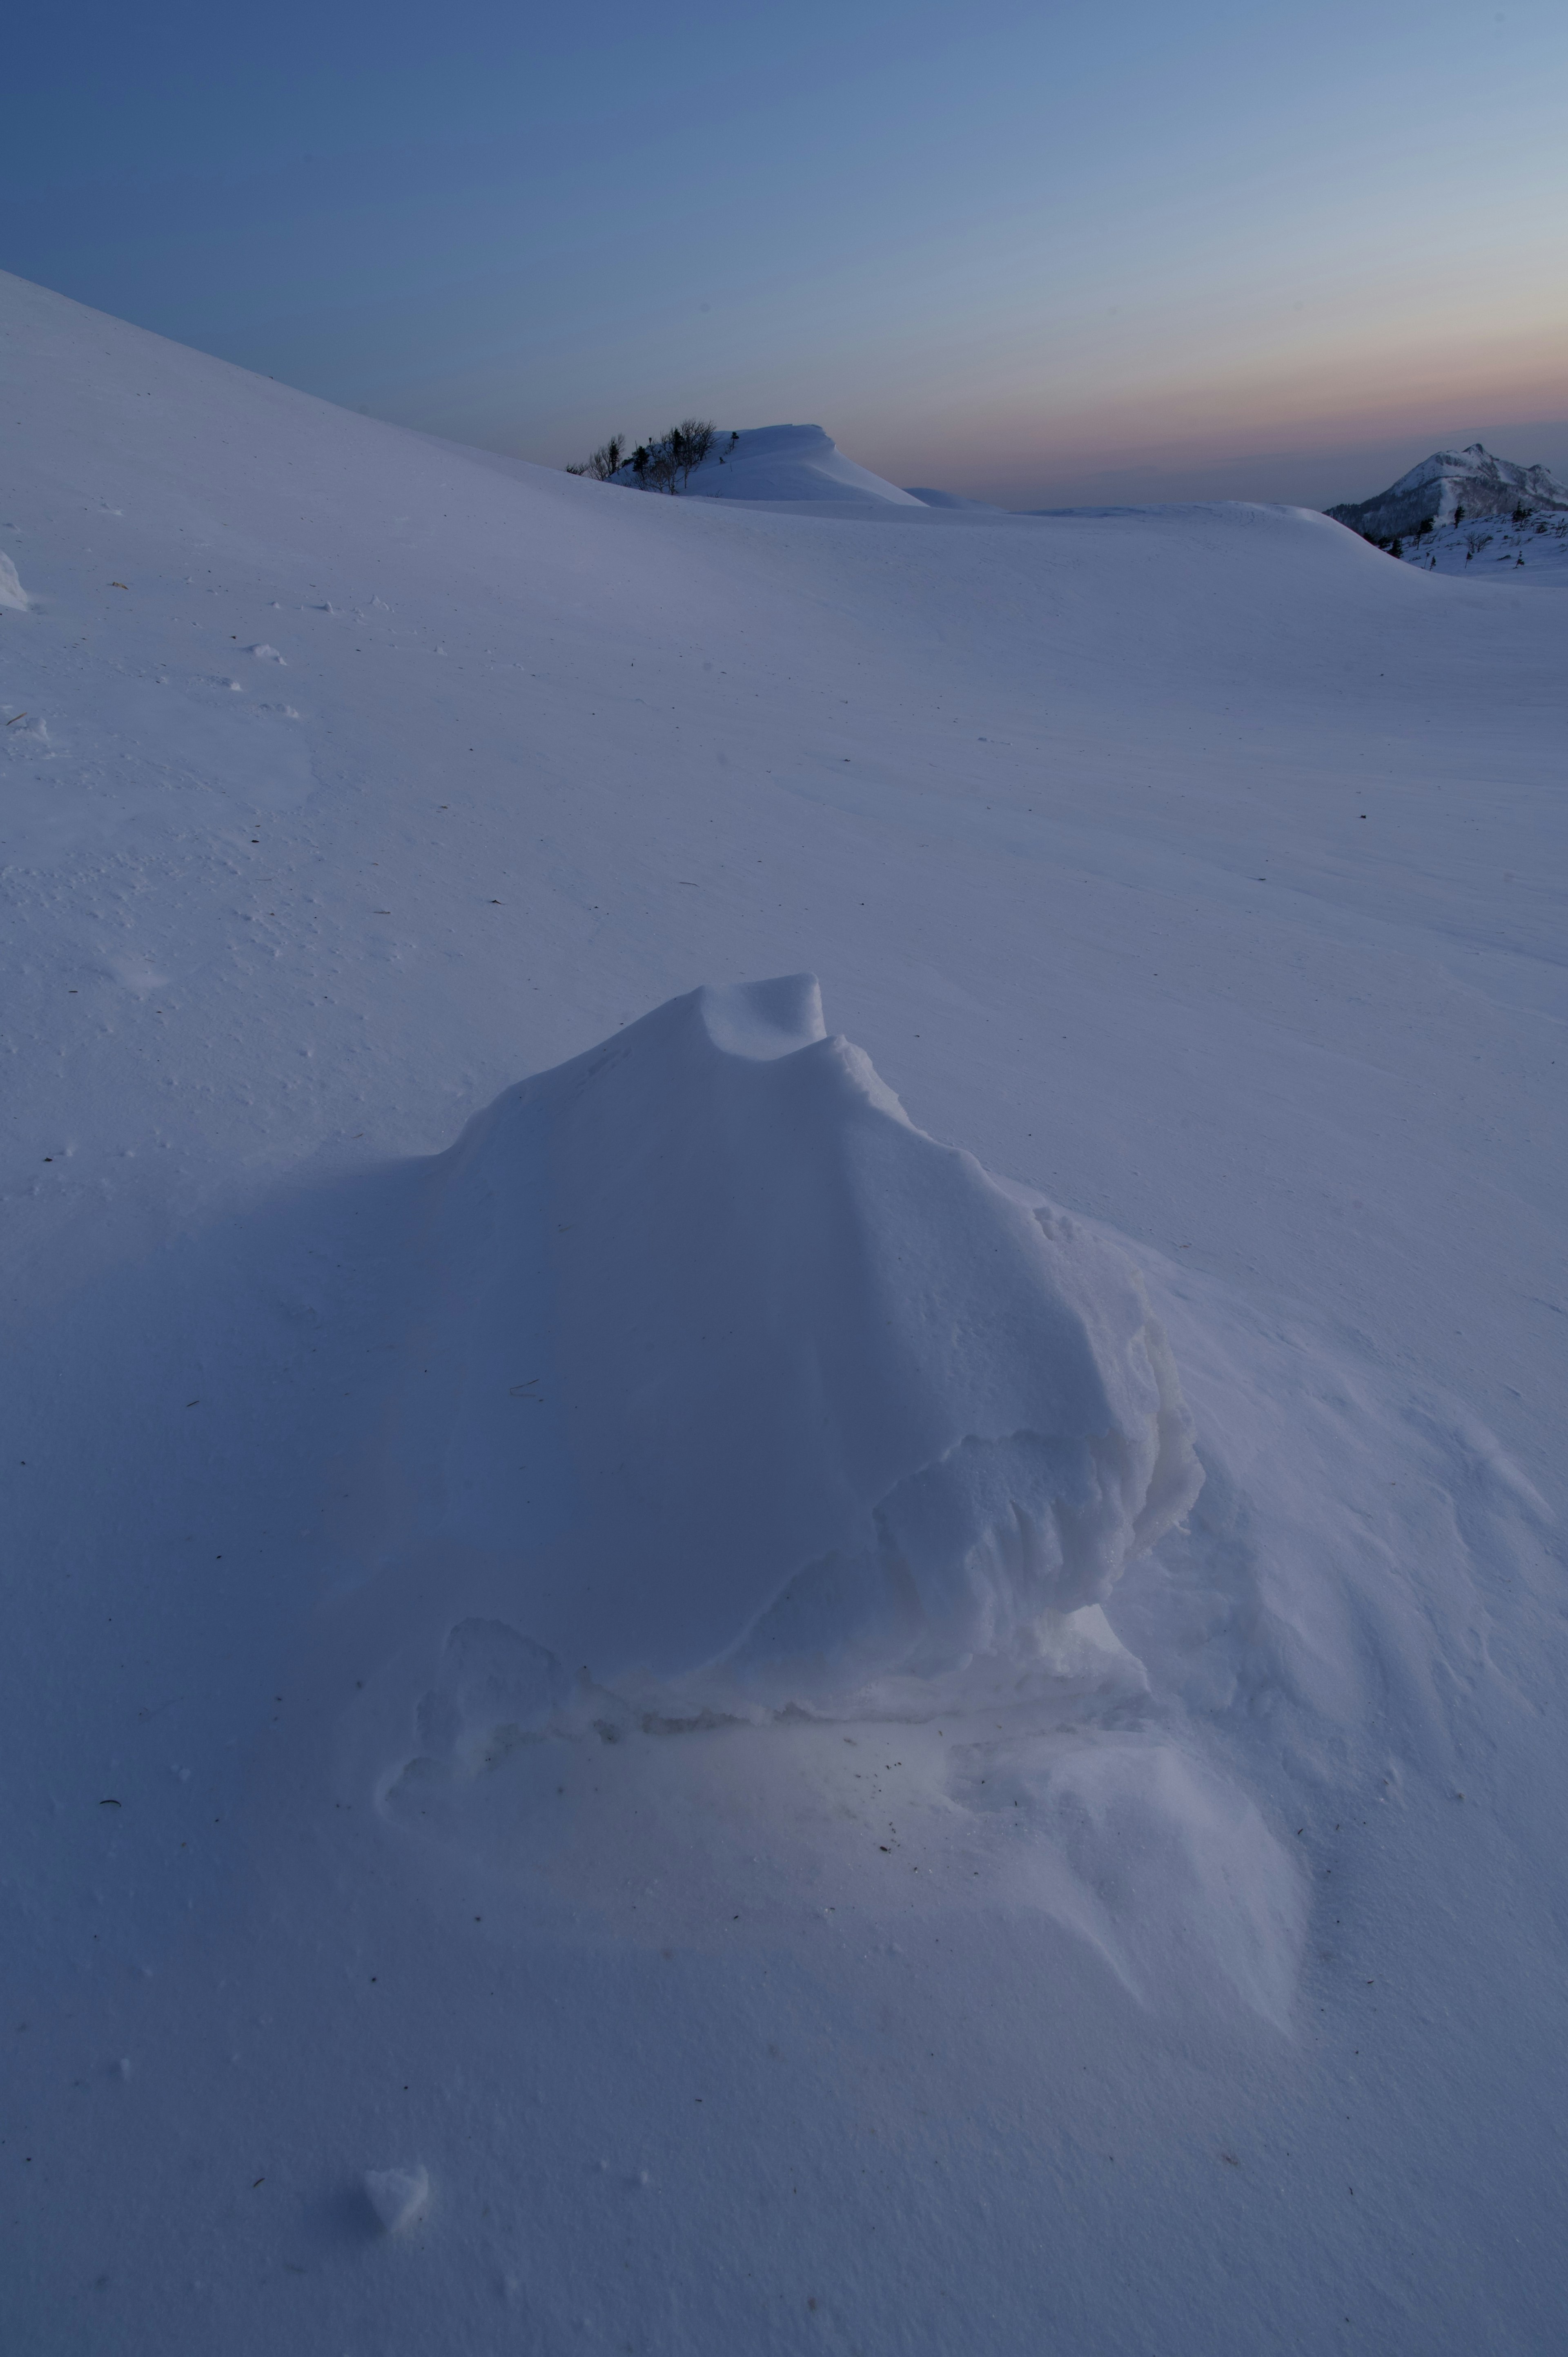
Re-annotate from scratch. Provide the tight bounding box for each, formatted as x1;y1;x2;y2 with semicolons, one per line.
2;269;1566;2357
1386;506;1568;586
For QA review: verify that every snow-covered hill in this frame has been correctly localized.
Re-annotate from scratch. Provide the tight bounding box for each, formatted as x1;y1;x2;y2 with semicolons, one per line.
2;269;1565;2357
1327;438;1568;539
617;420;923;504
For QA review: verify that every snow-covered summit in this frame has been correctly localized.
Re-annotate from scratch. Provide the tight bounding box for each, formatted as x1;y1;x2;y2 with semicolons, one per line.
1327;441;1568;538
619;421;923;504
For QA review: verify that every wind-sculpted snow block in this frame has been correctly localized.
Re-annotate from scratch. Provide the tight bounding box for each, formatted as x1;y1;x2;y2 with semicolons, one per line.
413;1618;570;1773
363;2165;429;2234
405;976;1200;1700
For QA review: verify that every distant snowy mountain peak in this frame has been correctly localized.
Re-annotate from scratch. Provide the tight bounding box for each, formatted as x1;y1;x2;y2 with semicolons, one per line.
1328;441;1568;538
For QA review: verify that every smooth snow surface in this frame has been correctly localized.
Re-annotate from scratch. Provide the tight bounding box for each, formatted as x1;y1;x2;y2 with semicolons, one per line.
624;421;923;504
2;269;1566;2357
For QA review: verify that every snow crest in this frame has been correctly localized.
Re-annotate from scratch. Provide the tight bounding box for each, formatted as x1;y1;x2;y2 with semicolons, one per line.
401;975;1200;1699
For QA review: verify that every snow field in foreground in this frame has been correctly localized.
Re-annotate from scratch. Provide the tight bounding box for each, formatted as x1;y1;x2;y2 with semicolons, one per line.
1;267;1564;2356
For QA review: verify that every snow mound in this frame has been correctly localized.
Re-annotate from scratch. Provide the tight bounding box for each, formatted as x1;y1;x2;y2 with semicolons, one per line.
0;549;28;609
635;425;923;505
396;976;1200;1699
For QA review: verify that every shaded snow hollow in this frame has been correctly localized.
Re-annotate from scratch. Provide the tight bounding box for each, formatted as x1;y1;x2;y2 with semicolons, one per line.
396;975;1200;1706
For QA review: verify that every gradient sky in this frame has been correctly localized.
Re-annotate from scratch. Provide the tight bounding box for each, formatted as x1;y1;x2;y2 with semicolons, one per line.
4;1;1566;507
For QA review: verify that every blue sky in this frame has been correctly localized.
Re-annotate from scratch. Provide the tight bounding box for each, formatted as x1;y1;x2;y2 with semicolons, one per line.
4;1;1566;505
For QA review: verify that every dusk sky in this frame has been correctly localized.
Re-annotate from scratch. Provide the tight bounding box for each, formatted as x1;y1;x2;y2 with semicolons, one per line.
5;0;1565;507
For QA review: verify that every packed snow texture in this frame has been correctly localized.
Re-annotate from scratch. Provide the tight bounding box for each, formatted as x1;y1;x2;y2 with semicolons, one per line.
619;421;924;504
1326;439;1568;538
2;268;1564;2357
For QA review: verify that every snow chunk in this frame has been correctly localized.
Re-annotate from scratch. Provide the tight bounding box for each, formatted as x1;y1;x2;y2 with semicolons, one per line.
248;643;285;662
403;977;1200;1699
0;551;28;609
364;2165;429;2234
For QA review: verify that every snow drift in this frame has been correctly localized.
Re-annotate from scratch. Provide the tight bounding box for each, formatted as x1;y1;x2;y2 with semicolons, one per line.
393;975;1200;1700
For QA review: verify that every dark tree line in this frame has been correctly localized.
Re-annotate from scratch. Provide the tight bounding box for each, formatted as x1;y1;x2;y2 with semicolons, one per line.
567;421;739;492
